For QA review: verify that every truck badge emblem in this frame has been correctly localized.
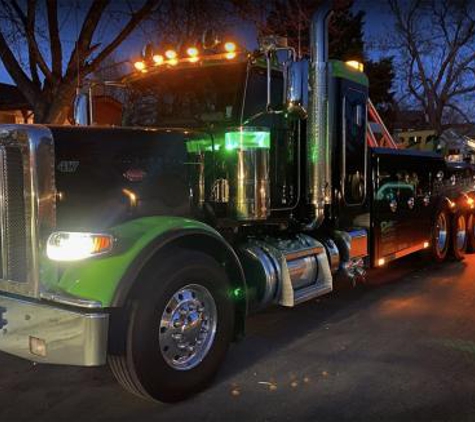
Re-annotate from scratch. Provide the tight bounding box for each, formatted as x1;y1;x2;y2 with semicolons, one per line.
123;168;146;182
57;160;80;173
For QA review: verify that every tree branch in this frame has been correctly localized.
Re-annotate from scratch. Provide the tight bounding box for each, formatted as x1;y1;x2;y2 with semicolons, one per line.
46;0;62;78
85;0;161;74
0;29;39;105
10;0;52;80
65;0;111;78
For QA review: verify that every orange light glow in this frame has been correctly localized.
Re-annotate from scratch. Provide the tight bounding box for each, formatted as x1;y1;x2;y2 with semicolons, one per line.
224;42;236;52
168;58;178;66
153;54;164;65
187;47;199;57
225;52;236;60
377;258;386;267
122;189;138;207
467;197;474;207
423;241;430;248
134;61;146;71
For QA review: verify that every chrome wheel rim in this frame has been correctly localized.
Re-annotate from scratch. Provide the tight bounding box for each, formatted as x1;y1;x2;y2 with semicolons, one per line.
159;284;217;371
436;212;448;254
456;215;467;250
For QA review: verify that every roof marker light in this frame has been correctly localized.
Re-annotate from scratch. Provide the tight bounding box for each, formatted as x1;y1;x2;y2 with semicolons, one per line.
165;49;177;59
153;54;164;65
134;61;146;71
224;42;236;52
187;47;199;57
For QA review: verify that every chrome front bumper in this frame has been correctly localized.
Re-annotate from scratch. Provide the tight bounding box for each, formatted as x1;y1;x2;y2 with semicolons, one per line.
0;293;108;366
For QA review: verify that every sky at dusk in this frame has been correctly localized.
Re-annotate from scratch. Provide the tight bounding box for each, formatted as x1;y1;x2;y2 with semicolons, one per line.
0;1;392;86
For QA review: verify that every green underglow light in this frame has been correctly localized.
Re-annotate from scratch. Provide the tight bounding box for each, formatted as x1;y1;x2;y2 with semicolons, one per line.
224;128;271;151
231;287;244;299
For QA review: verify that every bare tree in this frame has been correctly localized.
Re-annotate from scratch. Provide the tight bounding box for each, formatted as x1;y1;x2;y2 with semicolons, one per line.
0;0;160;123
388;0;475;134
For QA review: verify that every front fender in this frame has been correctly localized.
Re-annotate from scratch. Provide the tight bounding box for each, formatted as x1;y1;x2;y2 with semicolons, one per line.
53;217;245;309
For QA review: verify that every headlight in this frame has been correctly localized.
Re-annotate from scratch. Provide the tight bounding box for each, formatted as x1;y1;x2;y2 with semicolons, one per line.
47;232;114;262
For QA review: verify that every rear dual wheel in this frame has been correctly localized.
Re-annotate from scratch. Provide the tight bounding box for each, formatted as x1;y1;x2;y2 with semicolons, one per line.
431;208;450;262
449;211;467;260
430;207;467;262
466;211;475;252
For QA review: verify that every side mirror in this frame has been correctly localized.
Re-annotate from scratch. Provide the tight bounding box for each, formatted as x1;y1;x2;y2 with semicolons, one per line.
286;60;308;119
73;90;92;126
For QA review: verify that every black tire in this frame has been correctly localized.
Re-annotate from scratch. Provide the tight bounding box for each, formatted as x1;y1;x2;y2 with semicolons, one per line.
430;207;450;262
466;211;475;253
109;250;234;402
449;211;467;261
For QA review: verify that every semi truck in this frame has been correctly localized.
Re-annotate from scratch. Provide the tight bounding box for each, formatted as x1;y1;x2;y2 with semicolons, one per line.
0;3;474;402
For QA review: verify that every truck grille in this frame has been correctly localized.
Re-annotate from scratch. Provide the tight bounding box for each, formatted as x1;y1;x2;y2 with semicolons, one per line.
0;146;27;282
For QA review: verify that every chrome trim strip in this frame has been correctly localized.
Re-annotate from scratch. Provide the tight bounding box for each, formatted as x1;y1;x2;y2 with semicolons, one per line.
40;291;103;309
379;241;428;265
0;147;7;279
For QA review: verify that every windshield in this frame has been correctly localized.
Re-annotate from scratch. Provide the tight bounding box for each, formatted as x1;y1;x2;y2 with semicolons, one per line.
122;62;247;127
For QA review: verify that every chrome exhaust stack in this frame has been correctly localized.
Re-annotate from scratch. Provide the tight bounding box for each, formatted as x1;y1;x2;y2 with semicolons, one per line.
307;1;332;229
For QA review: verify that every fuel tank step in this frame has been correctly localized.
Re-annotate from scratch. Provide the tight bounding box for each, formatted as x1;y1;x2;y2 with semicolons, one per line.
238;234;333;308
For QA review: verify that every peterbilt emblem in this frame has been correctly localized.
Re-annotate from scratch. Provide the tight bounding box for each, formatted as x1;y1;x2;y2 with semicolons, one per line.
57;160;79;173
0;306;6;330
123;168;147;182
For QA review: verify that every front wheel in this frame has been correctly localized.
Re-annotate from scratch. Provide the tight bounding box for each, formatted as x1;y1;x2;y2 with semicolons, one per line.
109;250;235;402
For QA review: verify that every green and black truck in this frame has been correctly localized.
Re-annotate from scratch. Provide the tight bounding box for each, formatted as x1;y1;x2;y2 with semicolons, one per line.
0;2;474;402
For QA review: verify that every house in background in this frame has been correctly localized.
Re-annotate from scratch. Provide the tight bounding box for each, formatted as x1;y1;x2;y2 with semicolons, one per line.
0;83;33;124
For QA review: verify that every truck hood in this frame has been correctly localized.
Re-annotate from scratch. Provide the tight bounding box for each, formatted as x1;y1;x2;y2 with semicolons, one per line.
49;126;206;230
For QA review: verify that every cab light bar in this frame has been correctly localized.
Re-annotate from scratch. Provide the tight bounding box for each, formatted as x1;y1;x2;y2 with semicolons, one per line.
133;40;239;71
47;232;114;262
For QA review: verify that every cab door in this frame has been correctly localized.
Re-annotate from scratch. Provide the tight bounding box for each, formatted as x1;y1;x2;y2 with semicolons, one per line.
342;88;367;206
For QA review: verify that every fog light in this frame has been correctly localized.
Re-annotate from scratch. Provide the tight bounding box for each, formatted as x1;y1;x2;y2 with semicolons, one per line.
29;336;46;357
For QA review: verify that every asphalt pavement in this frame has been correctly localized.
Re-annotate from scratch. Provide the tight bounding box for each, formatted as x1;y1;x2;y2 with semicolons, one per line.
1;253;475;421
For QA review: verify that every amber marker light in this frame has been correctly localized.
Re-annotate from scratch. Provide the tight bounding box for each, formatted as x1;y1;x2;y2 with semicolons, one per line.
423;241;430;248
225;52;236;60
165;49;177;59
134;61;146;71
153;54;164;65
377;258;386;267
224;42;236;52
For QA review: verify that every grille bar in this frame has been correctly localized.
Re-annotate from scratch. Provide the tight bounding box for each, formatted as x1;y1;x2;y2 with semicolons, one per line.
0;146;27;282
